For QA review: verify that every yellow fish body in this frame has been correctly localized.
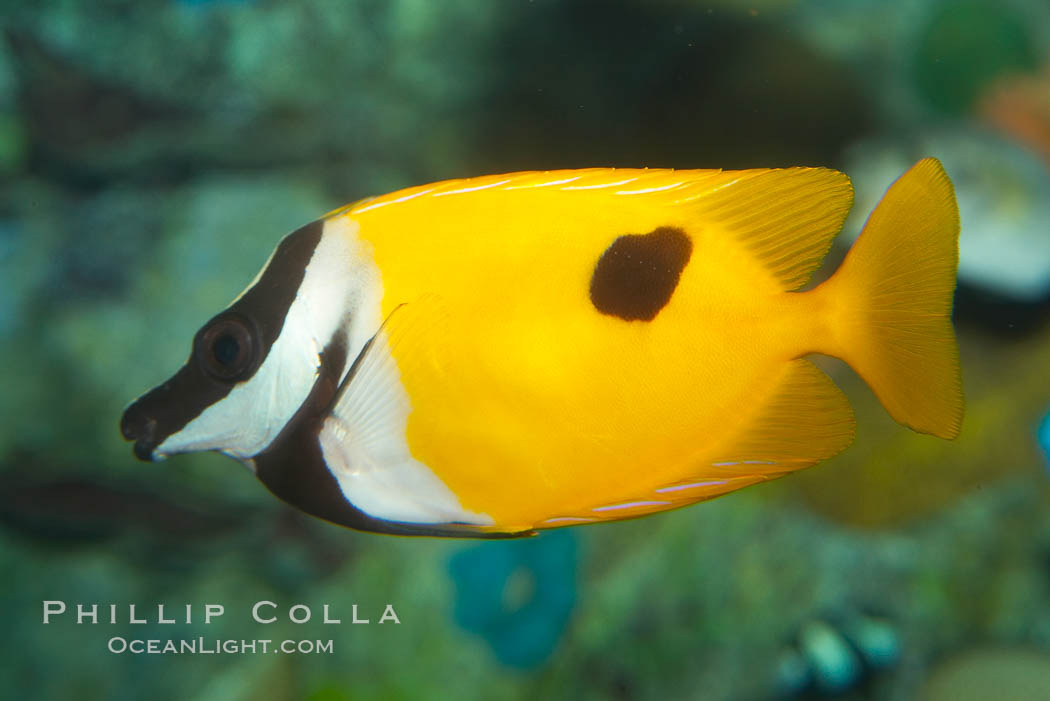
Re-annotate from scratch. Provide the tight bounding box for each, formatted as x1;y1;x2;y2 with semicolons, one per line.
121;158;962;537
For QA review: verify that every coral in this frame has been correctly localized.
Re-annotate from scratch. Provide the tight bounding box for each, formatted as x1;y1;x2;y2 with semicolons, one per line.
449;530;577;669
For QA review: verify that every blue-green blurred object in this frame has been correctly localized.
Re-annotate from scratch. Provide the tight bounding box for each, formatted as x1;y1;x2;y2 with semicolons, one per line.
1039;411;1050;464
775;613;900;698
913;0;1038;114
799;621;861;695
845;614;900;671
449;530;577;669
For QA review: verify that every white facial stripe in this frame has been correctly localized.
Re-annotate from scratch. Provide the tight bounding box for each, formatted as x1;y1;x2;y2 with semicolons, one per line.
157;219;379;459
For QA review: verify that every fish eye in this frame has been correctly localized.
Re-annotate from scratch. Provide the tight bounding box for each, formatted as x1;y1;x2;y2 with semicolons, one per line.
196;314;258;382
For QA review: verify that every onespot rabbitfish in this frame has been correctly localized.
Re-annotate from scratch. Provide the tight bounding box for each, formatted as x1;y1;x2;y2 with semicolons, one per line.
121;158;963;538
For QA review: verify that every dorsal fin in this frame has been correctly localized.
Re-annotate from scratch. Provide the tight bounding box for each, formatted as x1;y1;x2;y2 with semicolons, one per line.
678;168;854;290
344;166;852;290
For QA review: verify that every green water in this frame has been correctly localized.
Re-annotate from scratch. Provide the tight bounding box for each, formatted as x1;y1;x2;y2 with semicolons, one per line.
3;1;1050;699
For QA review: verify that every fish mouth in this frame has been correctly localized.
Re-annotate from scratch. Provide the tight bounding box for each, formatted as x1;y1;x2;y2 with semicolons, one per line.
120;403;160;462
119;361;229;463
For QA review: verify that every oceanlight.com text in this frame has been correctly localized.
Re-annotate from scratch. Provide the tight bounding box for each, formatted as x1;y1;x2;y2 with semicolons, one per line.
107;637;334;655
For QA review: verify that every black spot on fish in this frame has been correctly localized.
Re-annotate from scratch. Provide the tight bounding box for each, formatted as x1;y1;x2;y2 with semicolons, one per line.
589;226;693;321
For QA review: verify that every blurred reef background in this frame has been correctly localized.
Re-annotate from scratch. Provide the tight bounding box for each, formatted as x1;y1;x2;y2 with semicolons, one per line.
3;0;1050;699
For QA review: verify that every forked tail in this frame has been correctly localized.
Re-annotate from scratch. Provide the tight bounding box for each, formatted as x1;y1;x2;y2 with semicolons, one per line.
818;157;963;439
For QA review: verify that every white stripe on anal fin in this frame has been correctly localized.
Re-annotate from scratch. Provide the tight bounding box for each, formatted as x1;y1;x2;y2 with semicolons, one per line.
535;473;766;526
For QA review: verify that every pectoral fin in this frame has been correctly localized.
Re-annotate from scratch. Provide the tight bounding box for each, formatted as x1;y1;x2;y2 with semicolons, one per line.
315;297;509;535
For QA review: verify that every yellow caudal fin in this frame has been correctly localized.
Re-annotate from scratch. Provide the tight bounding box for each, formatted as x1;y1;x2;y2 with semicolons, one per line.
819;157;963;439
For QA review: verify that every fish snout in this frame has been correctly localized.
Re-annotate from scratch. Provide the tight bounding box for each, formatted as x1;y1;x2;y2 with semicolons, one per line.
118;359;236;462
120;401;160;462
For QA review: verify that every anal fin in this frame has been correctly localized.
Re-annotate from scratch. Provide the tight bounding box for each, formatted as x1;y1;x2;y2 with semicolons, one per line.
704;357;857;477
536;359;856;528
